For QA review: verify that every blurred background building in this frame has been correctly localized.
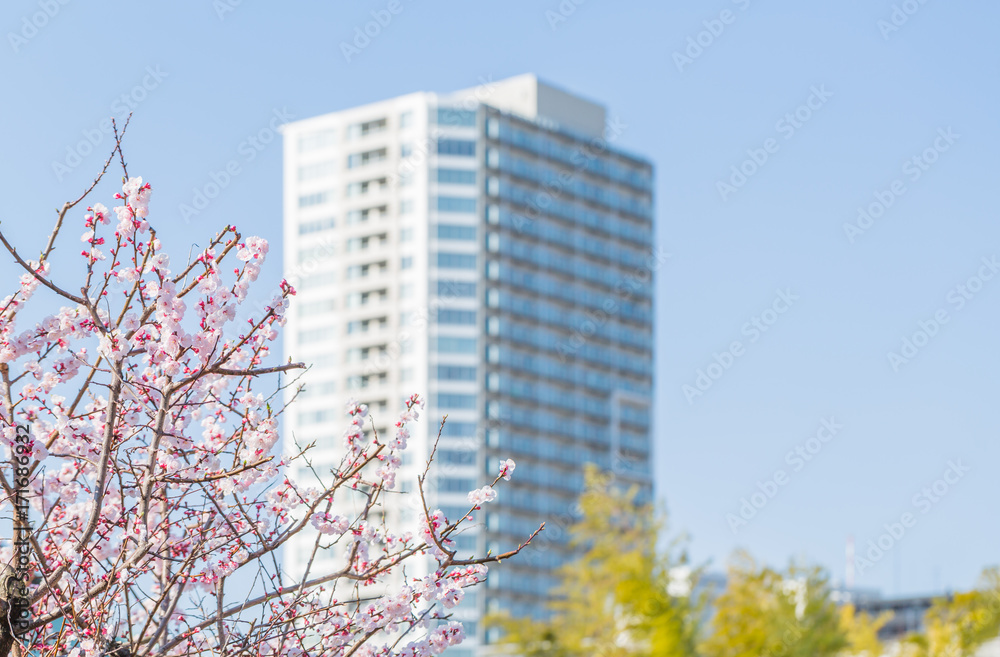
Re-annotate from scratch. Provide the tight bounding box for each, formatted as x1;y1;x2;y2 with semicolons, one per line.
281;74;656;654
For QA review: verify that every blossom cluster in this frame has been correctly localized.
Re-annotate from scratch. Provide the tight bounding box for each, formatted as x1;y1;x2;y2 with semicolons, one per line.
0;175;532;656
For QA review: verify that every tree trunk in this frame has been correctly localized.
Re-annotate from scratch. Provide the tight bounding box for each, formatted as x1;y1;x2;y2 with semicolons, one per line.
0;565;27;657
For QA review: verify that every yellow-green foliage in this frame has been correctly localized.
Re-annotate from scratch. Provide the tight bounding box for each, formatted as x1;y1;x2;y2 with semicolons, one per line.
900;567;1000;657
698;552;846;657
837;604;891;657
486;465;701;657
487;467;999;657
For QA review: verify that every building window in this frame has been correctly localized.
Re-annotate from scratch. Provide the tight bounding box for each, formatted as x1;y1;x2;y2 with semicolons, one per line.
298;242;334;262
436;253;476;269
436;365;477;381
298;128;336;153
440;422;477;438
362;118;387;135
436;108;476;127
298;298;335;317
437;309;476;325
435;224;476;240
436;477;475;493
400;227;414;242
346;261;387;279
311;353;337;369
437;139;476;157
346;345;388;363
346;206;388;225
435;336;477;354
438;450;476;465
347;117;387;139
347;372;389;390
400;199;415;215
346;177;387;197
299;272;336;290
436;197;477;213
297;160;337;181
298;191;330;208
298;217;335;234
451;536;477;553
346;317;387;334
347;147;387;169
298;380;336;399
436;280;477;298
298;408;336;425
400;143;413;158
345;289;387;308
486;117;499;139
434;393;477;410
436;168;477;185
400;256;413;270
400;111;414;128
345;233;388;251
299;327;335;344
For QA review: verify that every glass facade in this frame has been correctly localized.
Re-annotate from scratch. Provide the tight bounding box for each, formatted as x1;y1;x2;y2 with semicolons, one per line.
426;104;656;638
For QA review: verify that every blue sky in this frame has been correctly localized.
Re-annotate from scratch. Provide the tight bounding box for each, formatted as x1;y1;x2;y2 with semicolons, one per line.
0;1;996;597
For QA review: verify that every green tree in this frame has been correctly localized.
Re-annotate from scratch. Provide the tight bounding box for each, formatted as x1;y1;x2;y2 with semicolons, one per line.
488;465;701;656
699;552;846;657
901;567;1000;657
837;603;891;657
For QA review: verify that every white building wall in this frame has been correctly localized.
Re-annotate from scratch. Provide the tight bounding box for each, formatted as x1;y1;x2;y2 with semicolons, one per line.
281;93;437;583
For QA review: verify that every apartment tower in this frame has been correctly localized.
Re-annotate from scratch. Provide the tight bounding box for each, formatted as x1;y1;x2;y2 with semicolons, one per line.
282;74;656;655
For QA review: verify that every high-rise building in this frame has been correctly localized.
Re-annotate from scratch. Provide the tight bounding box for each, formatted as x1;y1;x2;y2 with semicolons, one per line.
281;74;656;654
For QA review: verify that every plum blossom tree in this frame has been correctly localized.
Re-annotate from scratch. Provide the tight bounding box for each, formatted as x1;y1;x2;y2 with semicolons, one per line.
0;132;538;656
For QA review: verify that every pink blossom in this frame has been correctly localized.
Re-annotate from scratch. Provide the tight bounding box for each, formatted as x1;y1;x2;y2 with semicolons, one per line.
467;485;497;506
0;172;535;657
237;236;269;262
499;458;516;481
